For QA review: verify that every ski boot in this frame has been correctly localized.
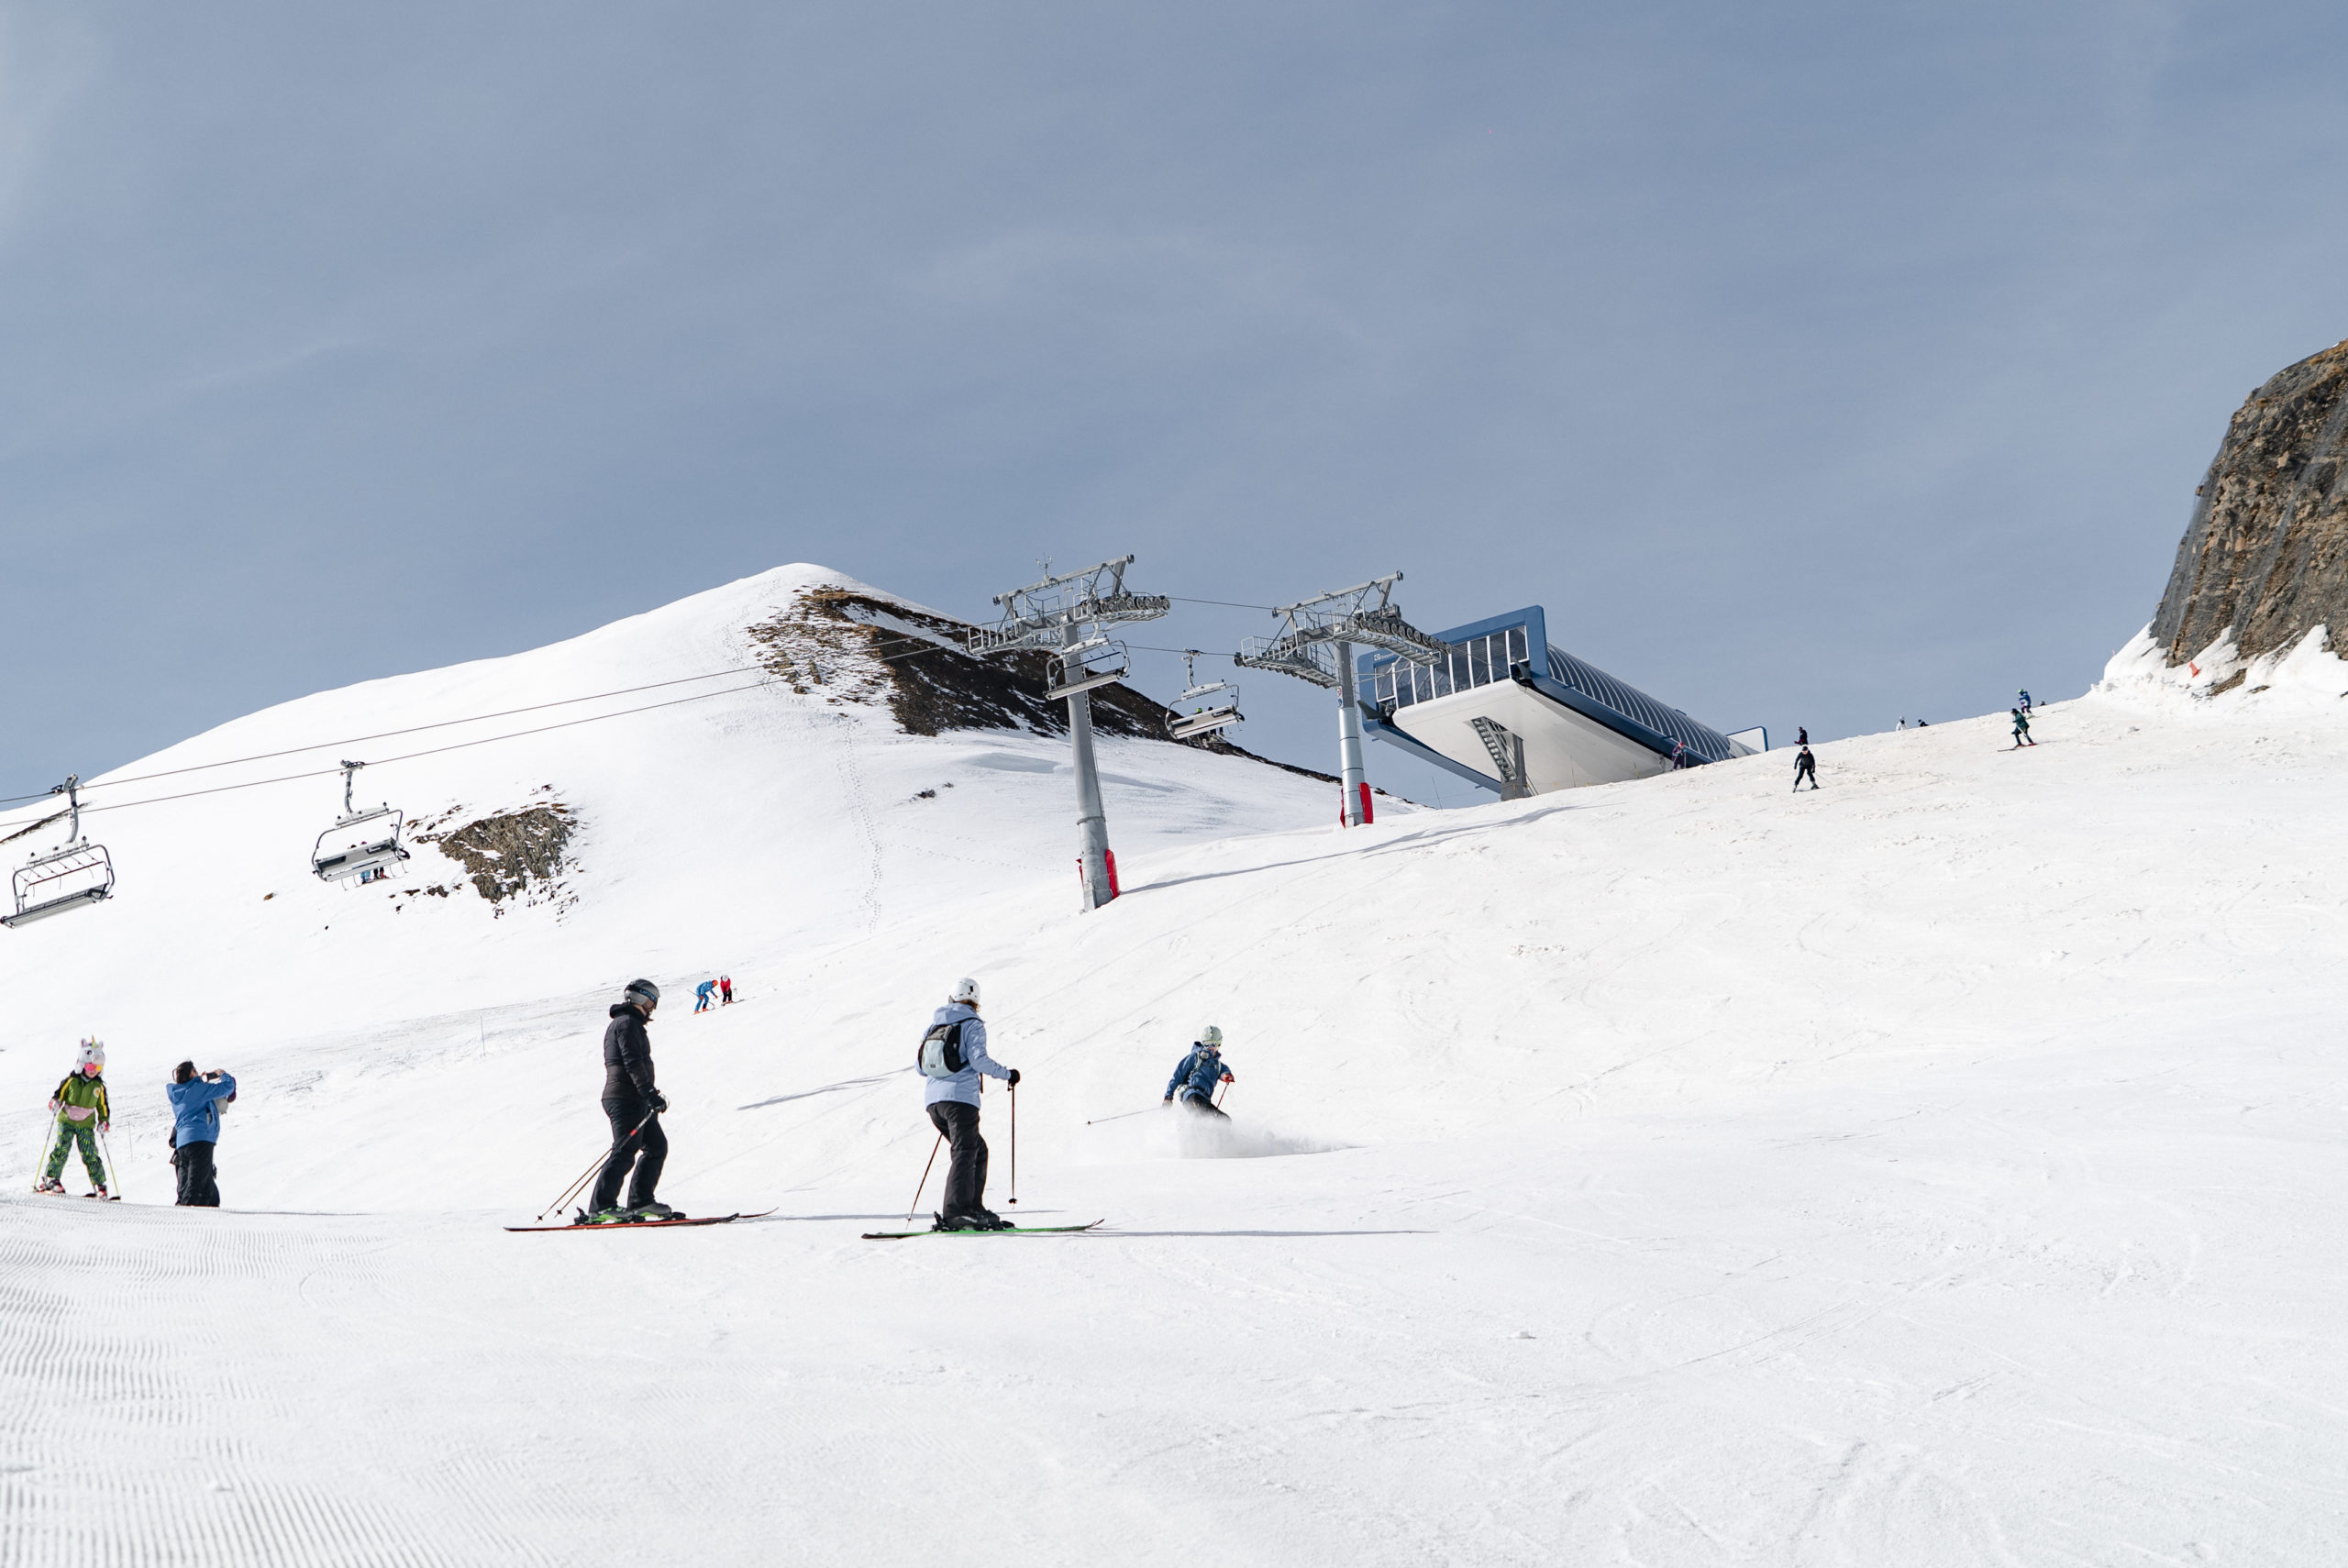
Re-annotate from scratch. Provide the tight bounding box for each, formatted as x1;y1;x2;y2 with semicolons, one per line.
630;1200;682;1220
32;1177;63;1195
89;1185;109;1200
935;1208;1012;1232
583;1207;638;1225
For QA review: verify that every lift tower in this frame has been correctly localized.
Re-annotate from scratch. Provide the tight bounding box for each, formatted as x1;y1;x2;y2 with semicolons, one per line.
968;557;1169;910
1237;574;1448;826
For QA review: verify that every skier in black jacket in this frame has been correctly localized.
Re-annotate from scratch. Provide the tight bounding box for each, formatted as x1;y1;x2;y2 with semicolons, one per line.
587;978;676;1222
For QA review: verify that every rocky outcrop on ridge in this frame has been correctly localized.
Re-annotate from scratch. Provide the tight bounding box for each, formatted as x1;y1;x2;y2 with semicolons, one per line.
2154;337;2348;668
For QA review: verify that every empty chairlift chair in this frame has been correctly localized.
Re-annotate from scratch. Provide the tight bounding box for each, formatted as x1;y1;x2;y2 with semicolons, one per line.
1044;637;1130;701
3;776;116;929
1167;650;1243;741
311;760;410;886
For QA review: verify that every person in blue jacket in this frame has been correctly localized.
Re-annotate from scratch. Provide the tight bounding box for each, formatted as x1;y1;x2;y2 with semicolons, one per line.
917;977;1020;1231
167;1061;237;1208
1164;1027;1234;1119
693;979;716;1013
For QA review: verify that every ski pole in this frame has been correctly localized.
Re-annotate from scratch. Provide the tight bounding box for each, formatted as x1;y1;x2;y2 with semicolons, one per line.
907;1133;943;1222
30;1119;60;1188
99;1130;121;1201
1215;1082;1230;1110
1085;1107;1157;1125
537;1109;658;1222
1007;1084;1016;1207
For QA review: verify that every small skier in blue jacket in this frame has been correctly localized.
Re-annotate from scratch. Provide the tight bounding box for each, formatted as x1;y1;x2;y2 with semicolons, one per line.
1164;1026;1234;1119
693;979;716;1013
167;1061;237;1208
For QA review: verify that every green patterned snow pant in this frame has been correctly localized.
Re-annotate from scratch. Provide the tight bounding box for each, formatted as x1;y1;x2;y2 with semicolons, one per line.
44;1121;104;1187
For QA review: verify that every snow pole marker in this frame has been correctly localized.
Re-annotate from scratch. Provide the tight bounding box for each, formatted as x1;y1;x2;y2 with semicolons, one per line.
907;1132;943;1223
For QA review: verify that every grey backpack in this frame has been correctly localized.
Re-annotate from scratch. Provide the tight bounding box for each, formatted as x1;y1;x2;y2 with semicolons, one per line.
917;1021;967;1078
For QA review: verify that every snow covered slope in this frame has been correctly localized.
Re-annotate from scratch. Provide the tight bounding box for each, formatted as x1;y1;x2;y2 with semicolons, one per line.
6;623;2348;1564
0;564;1341;1049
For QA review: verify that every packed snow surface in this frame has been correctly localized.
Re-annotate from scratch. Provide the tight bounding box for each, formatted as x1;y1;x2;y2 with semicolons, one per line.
6;602;2347;1565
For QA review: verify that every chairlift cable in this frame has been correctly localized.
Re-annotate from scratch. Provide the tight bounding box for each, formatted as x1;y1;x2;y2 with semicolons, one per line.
0;615;1220;832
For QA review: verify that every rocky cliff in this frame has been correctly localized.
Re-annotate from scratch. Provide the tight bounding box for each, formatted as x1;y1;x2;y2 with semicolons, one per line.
2154;338;2348;668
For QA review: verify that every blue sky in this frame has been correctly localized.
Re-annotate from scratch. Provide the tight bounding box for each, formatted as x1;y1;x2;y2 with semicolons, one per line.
6;2;2347;805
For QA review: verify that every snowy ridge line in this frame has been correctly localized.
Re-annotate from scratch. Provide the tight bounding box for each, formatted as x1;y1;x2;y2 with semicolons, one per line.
0;608;1204;837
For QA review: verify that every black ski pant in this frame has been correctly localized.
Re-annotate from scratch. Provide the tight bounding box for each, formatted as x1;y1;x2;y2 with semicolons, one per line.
1178;1092;1228;1120
173;1140;220;1207
926;1099;990;1218
1794;765;1817;791
590;1096;667;1212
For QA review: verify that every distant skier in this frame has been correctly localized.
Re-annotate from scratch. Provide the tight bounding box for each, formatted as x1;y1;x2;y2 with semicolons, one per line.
693;979;716;1014
1163;1026;1235;1119
36;1039;110;1197
916;977;1019;1231
2010;708;2036;748
1793;745;1819;791
1668;739;1689;770
2019;689;2033;714
167;1060;236;1207
1798;726;1809;746
587;979;676;1222
718;977;735;1006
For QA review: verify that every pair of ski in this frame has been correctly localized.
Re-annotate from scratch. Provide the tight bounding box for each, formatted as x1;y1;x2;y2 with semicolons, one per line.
504;1209;1104;1238
32;1187;117;1201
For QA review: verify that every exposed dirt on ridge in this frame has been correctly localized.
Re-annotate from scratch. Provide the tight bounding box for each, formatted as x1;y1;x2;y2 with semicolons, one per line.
406;790;581;918
746;587;1271;753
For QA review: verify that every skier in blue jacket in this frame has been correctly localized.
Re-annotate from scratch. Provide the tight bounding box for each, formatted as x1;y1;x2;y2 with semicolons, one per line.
1164;1027;1234;1119
917;977;1020;1231
167;1062;236;1207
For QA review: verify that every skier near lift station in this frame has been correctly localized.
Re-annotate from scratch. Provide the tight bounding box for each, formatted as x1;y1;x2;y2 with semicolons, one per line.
587;979;677;1222
1793;745;1820;791
167;1060;236;1207
37;1039;110;1197
1163;1026;1235;1119
917;977;1020;1231
693;979;716;1014
2010;708;2036;748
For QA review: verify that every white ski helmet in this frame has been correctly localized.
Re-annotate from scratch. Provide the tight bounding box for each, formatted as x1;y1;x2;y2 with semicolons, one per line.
77;1037;105;1071
1199;1025;1223;1049
949;977;980;1007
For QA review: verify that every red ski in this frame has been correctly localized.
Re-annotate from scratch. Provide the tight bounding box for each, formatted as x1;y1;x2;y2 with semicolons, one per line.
504;1209;774;1233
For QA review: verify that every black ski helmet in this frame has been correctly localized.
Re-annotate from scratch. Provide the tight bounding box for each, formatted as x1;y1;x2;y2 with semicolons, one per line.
624;978;661;1008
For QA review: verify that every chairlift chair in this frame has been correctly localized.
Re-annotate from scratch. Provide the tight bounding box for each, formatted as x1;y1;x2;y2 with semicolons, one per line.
1045;639;1131;701
3;777;116;929
1167;650;1243;741
312;761;410;885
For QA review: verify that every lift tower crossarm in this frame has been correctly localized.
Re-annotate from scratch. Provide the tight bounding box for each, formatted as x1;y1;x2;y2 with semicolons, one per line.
962;555;1169;911
966;557;1170;656
1235;573;1448;827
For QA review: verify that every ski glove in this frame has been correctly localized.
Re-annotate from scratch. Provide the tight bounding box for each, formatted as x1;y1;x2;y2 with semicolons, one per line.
1004;1069;1021;1088
648;1091;670;1114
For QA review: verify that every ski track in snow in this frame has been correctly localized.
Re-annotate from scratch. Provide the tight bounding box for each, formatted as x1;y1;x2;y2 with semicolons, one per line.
8;586;2348;1561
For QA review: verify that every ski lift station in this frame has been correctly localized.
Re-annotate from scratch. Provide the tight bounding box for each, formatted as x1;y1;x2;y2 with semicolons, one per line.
1359;606;1766;798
